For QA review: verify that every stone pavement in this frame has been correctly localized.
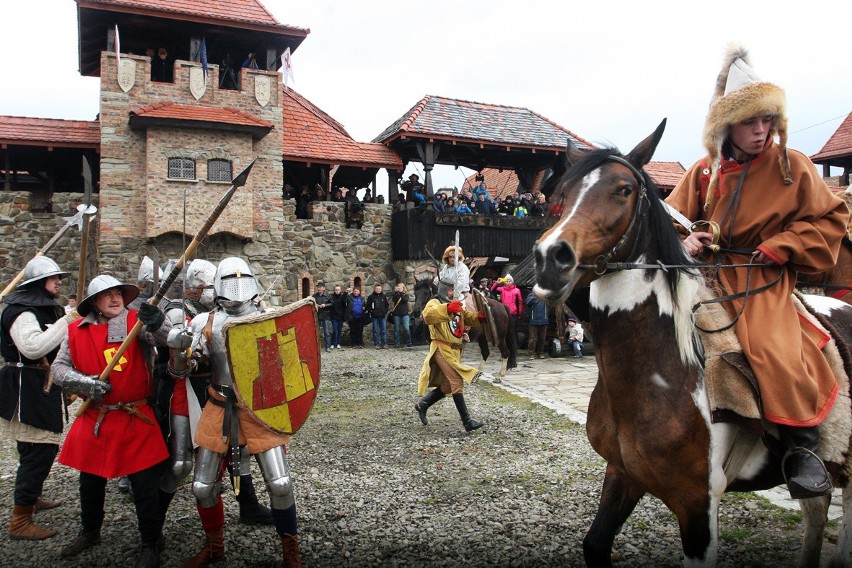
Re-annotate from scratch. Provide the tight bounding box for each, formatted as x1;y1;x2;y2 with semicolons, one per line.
464;349;844;519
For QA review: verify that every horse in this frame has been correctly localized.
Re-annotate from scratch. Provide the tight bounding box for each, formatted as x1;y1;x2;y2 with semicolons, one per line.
798;236;852;304
412;277;517;378
533;119;852;567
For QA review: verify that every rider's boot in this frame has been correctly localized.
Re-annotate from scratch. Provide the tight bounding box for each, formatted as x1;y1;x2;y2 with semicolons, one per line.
452;393;483;432
414;388;445;425
779;425;833;499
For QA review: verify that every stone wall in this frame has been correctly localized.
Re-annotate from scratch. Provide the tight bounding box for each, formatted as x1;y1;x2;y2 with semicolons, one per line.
0;191;99;301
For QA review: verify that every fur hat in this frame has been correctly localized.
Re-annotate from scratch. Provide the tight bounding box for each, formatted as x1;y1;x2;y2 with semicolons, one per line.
441;246;465;263
702;44;791;207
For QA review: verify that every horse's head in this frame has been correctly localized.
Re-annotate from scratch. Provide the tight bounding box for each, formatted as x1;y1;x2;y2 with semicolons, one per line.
411;276;437;318
534;119;686;302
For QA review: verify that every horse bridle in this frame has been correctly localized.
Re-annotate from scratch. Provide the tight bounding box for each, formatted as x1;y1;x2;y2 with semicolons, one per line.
577;155;650;275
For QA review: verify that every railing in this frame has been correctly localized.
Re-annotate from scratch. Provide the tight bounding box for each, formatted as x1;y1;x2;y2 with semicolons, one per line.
391;208;556;260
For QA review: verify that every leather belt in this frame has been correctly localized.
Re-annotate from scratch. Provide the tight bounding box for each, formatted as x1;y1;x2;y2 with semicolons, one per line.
91;398;152;437
431;339;463;350
3;362;50;371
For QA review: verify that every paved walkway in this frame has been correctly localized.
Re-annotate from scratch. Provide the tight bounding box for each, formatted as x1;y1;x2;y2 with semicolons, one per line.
464;349;843;519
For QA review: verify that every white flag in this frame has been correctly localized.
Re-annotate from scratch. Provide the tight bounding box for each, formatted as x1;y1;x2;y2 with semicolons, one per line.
114;25;121;75
281;47;294;89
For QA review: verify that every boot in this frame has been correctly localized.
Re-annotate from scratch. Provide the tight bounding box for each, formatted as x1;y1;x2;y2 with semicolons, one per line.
60;528;101;557
135;542;161;568
281;533;303;568
183;528;225;568
780;425;833;499
237;475;273;525
452;393;483;432
33;497;62;513
7;504;57;540
118;476;132;495
414;388;445;425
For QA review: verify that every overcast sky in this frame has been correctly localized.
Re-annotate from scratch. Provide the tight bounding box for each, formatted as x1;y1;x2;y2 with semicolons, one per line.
2;0;850;194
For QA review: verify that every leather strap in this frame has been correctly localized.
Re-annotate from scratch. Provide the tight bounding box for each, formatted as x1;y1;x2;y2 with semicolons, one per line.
92;398;152;437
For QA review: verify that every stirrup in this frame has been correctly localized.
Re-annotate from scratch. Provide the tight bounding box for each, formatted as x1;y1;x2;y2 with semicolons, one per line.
782;447;833;499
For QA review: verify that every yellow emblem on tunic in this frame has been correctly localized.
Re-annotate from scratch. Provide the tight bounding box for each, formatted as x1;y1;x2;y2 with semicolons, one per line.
103;347;128;372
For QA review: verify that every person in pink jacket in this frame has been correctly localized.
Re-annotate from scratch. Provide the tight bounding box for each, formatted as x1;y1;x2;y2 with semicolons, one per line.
490;274;522;355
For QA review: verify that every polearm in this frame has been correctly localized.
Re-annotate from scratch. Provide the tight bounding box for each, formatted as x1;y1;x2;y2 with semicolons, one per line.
0;203;97;302
75;156;97;304
76;158;256;418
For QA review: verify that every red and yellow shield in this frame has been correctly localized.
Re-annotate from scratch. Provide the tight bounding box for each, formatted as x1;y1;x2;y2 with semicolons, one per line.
224;298;320;434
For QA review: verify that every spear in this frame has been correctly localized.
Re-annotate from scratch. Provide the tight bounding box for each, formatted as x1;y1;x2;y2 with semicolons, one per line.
75;156;97;304
76;158;256;417
0;203;97;301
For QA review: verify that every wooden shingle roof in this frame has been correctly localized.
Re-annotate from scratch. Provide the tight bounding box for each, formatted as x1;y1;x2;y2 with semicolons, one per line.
0;116;100;148
283;89;402;170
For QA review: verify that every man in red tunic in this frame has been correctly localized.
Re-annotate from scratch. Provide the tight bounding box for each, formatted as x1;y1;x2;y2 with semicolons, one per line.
51;275;172;567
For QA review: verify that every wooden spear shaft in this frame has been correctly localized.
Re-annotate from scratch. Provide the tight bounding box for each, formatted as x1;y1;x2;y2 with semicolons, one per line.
75;159;256;417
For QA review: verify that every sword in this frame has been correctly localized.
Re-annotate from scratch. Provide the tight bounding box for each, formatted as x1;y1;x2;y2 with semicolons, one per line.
0;202;97;301
661;202;720;253
76;158;257;418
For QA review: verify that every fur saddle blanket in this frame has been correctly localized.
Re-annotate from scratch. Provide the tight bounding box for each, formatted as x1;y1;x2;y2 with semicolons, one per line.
696;288;852;483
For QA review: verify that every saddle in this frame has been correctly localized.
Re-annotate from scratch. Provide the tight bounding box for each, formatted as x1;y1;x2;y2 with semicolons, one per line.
698;288;852;483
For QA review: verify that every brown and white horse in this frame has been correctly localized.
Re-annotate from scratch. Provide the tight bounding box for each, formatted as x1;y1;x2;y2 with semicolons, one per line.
533;119;852;566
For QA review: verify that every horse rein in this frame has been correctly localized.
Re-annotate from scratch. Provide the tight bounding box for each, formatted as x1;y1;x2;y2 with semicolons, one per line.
570;155;785;333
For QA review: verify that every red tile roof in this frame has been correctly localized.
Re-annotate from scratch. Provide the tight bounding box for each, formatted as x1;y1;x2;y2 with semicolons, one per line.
374;95;595;151
76;0;308;33
644;161;686;192
0;116;100;148
130;102;273;129
462;170;520;200
283;89;402;170
811;112;852;162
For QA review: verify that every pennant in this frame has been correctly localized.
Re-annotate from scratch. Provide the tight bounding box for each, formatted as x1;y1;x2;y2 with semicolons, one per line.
200;37;208;80
281;47;294;89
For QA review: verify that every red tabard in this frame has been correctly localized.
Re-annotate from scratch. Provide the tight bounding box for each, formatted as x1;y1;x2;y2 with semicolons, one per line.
58;311;168;478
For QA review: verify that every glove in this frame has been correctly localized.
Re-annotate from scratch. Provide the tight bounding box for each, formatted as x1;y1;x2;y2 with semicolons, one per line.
447;301;463;314
477;312;486;321
138;302;165;331
61;369;111;401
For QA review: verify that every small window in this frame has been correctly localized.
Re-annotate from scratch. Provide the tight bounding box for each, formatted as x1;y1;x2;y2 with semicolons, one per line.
168;158;196;180
208;159;233;182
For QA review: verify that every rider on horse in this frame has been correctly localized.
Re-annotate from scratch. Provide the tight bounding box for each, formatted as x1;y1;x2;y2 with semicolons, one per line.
666;45;850;499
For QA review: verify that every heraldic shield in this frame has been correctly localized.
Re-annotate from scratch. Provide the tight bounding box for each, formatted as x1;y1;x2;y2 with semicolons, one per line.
223;298;320;434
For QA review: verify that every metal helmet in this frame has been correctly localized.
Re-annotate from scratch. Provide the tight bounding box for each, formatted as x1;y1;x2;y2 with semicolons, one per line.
17;256;68;288
137;256;160;284
78;274;140;317
213;257;258;304
185;259;216;308
160;258;185;300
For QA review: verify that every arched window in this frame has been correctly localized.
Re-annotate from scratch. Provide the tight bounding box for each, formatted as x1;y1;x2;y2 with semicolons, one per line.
353;276;362;291
168;157;196;180
207;159;232;182
301;277;311;299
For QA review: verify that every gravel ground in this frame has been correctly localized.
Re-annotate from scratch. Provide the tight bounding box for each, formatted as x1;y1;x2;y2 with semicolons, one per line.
0;344;841;566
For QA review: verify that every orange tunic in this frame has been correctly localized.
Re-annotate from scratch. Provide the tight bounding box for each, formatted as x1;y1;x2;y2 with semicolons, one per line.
666;140;849;426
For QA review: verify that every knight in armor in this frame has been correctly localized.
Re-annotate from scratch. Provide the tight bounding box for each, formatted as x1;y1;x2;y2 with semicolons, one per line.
159;258;273;528
51;274;172;567
414;282;485;432
666;45;849;499
0;257;79;540
128;255;160;309
183;257;302;567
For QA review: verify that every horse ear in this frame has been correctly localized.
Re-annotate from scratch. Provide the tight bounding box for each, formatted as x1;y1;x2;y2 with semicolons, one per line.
565;138;586;168
625;118;667;168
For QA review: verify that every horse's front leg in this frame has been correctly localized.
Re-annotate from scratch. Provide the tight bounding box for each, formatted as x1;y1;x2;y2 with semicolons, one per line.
798;493;831;567
829;486;852;568
584;463;645;567
477;333;490;372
